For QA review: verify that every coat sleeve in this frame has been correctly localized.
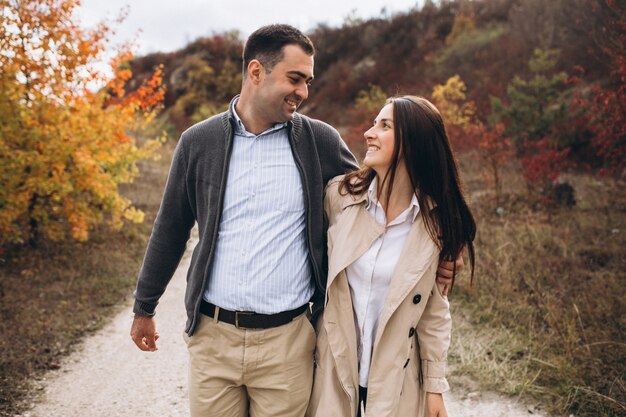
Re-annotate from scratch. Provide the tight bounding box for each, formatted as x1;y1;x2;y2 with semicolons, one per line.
416;279;451;393
133;137;196;316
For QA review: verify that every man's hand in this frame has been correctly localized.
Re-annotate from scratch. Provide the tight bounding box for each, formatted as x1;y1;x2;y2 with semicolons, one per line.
130;314;160;352
426;392;448;417
436;252;465;296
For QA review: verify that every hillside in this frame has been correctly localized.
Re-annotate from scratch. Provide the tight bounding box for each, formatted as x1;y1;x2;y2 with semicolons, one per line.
129;0;616;133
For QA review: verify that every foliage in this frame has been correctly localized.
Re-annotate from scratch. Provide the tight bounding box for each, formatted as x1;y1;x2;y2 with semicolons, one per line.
131;32;242;131
520;138;571;188
445;14;476;45
432;75;475;126
436;22;509;75
557;0;623;79
433;20;515;114
585;80;626;178
169;55;240;128
509;0;566;49
0;139;174;416
431;76;512;208
477;123;511;207
431;74;480;151
354;83;387;112
0;0;164;246
490;49;569;148
488;49;576;197
569;0;626;178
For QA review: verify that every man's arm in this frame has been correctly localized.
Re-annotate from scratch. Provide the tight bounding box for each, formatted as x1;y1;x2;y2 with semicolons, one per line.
131;137;195;350
313;120;359;183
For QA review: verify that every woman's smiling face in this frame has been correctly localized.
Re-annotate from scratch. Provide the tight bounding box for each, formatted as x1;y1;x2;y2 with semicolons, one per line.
363;103;396;176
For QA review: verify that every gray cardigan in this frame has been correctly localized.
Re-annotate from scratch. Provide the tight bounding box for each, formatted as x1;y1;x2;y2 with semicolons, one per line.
133;100;358;335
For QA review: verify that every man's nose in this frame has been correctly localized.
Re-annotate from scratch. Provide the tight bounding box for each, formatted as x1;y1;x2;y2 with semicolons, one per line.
295;83;308;101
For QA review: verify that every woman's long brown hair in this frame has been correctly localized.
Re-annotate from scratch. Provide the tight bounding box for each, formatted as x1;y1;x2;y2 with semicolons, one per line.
340;96;476;287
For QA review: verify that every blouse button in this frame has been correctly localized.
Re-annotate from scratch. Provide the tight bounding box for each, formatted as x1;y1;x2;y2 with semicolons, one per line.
413;294;421;304
408;327;415;337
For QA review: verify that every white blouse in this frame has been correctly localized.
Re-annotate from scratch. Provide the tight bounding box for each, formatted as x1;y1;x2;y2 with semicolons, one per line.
345;177;420;387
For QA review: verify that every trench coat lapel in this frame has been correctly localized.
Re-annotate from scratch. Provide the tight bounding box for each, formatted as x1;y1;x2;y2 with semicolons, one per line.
375;214;439;344
326;196;385;292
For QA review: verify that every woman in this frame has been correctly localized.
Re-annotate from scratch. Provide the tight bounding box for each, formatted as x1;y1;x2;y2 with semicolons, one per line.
307;96;476;417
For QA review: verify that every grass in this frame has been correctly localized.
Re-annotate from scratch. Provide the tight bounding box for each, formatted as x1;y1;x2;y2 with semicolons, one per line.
448;152;626;416
0;140;173;416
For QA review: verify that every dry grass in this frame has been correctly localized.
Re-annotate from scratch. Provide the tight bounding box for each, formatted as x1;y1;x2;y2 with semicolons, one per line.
449;152;626;416
0;140;174;416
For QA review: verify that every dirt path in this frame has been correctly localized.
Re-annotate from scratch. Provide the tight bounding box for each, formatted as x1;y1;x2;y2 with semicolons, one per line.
18;236;543;417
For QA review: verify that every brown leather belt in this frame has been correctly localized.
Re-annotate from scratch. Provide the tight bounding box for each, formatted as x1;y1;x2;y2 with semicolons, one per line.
200;301;309;329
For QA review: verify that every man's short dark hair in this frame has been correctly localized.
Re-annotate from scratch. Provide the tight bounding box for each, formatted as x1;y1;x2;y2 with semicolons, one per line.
243;24;315;75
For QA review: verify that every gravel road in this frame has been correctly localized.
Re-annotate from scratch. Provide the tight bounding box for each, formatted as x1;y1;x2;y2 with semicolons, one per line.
18;237;543;417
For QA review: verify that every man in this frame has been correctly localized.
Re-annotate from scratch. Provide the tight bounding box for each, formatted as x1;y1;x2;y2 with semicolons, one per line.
130;24;459;417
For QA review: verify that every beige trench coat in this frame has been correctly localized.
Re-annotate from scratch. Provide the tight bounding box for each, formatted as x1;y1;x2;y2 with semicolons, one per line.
307;176;451;417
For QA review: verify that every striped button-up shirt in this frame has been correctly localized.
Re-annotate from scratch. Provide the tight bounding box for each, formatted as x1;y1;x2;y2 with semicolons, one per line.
202;103;314;314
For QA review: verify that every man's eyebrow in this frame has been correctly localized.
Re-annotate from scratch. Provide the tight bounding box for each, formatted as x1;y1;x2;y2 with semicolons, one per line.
287;70;314;82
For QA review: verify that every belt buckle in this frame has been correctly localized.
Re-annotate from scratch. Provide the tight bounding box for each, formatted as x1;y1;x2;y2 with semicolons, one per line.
235;311;254;329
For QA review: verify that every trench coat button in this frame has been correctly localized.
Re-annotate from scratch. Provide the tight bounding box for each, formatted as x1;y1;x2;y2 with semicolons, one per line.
408;327;415;337
413;294;422;304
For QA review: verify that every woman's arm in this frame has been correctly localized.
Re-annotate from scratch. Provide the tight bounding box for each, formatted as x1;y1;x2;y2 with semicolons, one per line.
416;278;452;394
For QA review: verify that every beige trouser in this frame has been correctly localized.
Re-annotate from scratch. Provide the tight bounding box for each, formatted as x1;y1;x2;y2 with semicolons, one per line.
184;310;316;417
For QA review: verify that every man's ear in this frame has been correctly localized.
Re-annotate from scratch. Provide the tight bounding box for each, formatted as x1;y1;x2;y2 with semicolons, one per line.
247;59;264;84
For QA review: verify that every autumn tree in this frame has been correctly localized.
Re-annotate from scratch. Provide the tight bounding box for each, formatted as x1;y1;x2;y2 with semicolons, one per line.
431;74;480;151
445;14;476;46
0;0;164;246
432;75;511;208
170;55;217;124
490;49;573;196
584;65;625;178
478;123;512;208
569;0;626;177
491;49;569;149
169;54;241;128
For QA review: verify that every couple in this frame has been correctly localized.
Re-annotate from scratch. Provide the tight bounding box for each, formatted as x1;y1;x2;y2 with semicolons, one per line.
130;24;475;417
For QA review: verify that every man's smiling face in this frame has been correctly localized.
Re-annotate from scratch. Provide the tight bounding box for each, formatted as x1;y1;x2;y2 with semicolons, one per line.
255;44;314;125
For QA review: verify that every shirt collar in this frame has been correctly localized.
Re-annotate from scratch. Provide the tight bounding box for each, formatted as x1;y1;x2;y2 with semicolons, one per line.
366;177;421;223
231;98;288;136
